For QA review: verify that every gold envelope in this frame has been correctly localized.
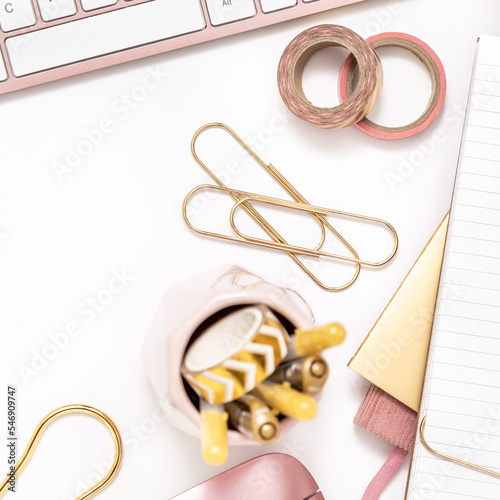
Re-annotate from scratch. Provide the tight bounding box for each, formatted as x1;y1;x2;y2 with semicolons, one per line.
348;214;449;412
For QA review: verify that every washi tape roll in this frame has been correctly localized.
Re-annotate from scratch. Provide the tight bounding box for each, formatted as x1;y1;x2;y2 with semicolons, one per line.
277;25;383;129
183;305;290;405
339;32;446;140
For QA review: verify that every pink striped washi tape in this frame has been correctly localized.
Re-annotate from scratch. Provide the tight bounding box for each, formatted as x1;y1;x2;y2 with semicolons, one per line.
339;32;447;140
277;24;383;129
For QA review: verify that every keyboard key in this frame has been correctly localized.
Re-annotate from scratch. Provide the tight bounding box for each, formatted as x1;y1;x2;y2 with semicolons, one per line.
0;52;7;81
81;0;116;12
0;0;35;32
6;0;206;77
37;0;76;21
260;0;296;12
205;0;256;26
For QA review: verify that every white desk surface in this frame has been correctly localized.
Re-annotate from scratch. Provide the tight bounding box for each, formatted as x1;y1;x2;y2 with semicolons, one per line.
1;0;499;498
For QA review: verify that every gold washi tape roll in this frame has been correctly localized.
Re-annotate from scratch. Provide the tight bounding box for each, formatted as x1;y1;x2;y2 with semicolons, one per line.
183;305;290;405
277;24;383;129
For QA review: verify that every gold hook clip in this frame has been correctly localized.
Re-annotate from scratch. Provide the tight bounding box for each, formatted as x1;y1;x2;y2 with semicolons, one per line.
1;404;123;500
183;123;398;291
420;415;500;479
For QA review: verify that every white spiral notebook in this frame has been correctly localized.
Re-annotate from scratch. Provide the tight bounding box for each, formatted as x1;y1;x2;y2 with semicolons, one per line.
406;35;500;499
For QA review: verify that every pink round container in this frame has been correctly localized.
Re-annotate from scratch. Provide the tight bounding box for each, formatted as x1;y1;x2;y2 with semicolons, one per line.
142;265;316;447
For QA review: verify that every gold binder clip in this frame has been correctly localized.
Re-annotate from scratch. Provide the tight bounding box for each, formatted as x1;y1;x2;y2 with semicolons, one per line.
182;123;398;292
0;405;123;499
420;415;500;479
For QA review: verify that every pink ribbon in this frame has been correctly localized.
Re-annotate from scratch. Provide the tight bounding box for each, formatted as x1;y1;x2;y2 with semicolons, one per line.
361;446;408;500
355;385;417;499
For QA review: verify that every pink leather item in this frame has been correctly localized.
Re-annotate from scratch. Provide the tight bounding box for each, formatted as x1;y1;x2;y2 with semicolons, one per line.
354;384;417;452
170;453;324;500
361;447;408;500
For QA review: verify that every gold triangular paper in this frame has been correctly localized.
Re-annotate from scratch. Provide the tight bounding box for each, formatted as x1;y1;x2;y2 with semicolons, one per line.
348;214;449;411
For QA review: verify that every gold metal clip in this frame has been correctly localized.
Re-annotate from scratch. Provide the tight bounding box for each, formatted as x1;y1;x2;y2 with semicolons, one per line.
0;405;123;500
182;123;398;292
420;415;500;479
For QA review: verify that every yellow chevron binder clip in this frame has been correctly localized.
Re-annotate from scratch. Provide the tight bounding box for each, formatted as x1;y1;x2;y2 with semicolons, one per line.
182;305;290;405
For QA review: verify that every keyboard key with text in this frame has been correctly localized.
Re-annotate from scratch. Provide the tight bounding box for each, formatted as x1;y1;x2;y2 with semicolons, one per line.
0;0;35;32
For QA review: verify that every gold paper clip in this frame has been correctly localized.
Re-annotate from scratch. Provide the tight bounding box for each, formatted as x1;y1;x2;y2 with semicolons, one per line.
1;405;123;500
420;415;500;479
182;123;399;292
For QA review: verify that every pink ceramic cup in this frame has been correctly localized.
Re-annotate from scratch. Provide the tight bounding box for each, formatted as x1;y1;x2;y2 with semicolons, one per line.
142;265;316;446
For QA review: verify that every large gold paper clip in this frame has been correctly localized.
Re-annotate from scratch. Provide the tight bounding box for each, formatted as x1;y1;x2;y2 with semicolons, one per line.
420;415;500;479
182;123;399;292
1;405;123;500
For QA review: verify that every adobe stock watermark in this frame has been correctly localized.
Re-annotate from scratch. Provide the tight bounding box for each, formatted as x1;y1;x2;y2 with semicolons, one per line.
183;159;243;219
17;268;133;384
7;0;78;55
241;109;291;154
186;110;291;224
279;239;353;292
359;278;464;381
220;269;295;312
353;1;404;39
384;78;497;192
52;65;168;182
236;439;307;500
59;404;307;499
38;0;76;23
413;404;500;499
210;0;250;24
219;281;294;351
60;403;173;500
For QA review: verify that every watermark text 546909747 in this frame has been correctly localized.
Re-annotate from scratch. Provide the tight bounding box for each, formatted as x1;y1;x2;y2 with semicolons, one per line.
6;386;17;493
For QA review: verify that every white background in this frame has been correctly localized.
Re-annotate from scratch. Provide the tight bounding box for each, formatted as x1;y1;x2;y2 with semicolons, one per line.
1;0;499;499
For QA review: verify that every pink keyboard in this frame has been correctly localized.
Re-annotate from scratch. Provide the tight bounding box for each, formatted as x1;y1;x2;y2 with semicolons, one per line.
0;0;366;96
